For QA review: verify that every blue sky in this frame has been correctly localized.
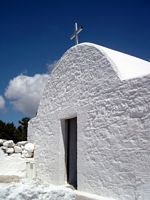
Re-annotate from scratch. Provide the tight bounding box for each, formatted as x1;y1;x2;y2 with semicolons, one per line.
0;0;150;125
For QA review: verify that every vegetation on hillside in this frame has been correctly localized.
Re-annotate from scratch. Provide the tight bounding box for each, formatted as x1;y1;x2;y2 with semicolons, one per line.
0;117;30;143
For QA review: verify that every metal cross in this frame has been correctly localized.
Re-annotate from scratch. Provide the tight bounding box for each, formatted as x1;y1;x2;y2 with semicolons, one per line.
70;22;83;45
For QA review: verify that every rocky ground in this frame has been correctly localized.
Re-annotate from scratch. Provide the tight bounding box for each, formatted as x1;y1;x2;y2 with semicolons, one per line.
0;139;76;200
0;180;76;200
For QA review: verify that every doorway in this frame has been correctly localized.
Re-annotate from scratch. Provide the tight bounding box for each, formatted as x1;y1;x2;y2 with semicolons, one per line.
65;117;77;189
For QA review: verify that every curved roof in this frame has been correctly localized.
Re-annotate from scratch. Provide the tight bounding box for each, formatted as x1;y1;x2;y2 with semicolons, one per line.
76;42;150;80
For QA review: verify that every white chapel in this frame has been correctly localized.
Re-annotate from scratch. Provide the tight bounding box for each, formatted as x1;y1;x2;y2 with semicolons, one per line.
28;42;150;200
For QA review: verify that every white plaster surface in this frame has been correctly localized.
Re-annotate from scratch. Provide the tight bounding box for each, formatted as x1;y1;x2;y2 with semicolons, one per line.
28;43;150;200
81;43;150;80
0;149;26;178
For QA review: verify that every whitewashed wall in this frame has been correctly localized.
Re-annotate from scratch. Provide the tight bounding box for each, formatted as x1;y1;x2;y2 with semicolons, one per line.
28;44;150;200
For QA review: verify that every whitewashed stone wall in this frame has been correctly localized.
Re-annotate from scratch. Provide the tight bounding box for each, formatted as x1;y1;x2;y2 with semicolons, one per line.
0;139;35;182
0;139;34;158
28;44;150;200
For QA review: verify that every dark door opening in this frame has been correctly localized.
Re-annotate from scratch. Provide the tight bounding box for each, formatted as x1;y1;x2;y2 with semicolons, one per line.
65;117;77;189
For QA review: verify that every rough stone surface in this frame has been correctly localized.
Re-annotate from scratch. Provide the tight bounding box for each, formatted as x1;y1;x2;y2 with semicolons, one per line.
3;140;14;148
6;148;14;154
24;143;34;153
28;43;150;200
0;139;34;157
1;146;7;153
0;181;76;200
14;146;22;153
0;139;3;146
21;145;25;150
0;148;5;158
22;150;33;158
17;141;28;146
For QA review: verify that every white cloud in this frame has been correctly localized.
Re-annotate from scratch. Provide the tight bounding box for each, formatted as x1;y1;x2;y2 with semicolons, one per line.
0;96;5;110
5;74;49;117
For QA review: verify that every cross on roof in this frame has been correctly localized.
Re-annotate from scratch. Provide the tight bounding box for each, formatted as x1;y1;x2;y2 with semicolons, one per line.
70;22;83;45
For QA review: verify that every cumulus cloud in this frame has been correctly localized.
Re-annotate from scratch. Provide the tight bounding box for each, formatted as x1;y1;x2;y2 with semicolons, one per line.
0;96;5;110
5;74;49;117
